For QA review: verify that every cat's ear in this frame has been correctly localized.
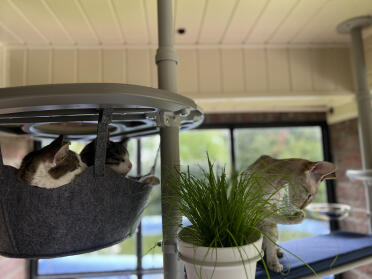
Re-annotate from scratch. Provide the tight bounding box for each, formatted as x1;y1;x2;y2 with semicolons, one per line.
49;135;65;148
54;143;70;164
309;161;336;182
120;138;129;148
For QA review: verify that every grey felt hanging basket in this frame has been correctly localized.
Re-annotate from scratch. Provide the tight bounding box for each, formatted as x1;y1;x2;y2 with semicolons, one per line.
0;108;153;258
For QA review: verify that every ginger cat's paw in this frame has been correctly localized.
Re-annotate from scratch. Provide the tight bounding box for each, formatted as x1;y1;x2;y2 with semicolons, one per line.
284;210;305;224
292;210;305;223
268;261;283;273
139;175;160;186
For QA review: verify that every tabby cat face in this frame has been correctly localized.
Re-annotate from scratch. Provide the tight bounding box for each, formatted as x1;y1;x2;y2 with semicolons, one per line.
80;138;133;176
17;135;85;186
248;155;336;210
105;141;132;176
285;159;336;209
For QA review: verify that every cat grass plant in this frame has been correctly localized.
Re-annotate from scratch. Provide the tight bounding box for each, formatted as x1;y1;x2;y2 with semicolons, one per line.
168;157;276;279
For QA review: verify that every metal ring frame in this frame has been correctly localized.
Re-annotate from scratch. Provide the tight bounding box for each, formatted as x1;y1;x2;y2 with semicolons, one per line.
0;83;203;139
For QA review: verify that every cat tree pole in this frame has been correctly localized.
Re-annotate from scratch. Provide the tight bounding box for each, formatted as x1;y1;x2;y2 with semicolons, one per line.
156;0;184;278
338;16;372;232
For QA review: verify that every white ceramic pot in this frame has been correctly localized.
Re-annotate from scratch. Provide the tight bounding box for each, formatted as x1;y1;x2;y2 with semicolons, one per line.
178;233;263;279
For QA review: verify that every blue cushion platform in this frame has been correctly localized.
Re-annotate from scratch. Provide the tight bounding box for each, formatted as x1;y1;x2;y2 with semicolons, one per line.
256;231;372;278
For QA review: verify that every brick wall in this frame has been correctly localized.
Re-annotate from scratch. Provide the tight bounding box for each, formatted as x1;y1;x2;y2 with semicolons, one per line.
0;134;33;279
330;119;371;279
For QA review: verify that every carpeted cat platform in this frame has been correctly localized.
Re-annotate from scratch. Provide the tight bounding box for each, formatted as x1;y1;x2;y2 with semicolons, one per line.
255;231;372;278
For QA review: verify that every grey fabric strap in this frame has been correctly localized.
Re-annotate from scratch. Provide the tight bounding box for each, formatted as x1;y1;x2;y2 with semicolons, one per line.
94;108;113;177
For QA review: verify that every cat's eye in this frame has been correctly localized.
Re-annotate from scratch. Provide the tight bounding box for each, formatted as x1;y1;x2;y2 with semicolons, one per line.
121;159;125;162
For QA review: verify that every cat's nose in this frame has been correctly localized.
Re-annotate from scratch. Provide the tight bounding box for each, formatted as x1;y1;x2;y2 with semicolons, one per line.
128;162;132;169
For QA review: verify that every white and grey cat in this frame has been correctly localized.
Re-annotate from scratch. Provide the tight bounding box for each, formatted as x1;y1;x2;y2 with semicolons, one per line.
17;135;87;188
247;155;336;273
80;138;160;186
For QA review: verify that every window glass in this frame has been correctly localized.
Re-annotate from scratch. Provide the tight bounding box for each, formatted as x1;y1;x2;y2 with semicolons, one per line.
234;126;329;241
180;129;231;174
140;136;162;269
140;130;232;270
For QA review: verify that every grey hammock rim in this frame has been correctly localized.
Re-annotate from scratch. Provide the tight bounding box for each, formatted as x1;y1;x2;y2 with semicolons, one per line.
0;108;153;258
0;165;153;259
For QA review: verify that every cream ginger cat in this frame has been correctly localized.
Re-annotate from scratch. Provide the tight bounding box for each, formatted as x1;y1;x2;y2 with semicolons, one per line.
247;155;336;273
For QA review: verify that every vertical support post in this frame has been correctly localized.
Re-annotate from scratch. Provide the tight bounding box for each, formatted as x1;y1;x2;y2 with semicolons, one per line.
338;16;372;232
156;0;183;278
136;139;143;279
350;27;372;232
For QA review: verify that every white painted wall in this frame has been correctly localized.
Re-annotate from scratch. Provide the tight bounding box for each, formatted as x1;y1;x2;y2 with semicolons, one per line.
0;45;361;122
0;46;4;87
4;46;353;98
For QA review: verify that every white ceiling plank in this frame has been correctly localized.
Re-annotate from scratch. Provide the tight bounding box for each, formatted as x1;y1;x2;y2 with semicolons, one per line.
294;0;372;43
222;0;269;44
198;0;237;44
74;0;100;44
143;0;158;44
270;0;329;44
11;0;73;45
245;0;299;44
0;1;371;48
175;0;206;44
0;23;24;45
8;0;50;44
0;0;48;44
112;0;149;44
79;0;123;44
45;0;98;45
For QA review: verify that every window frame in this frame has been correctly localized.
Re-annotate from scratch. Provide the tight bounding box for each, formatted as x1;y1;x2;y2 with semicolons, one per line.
30;119;338;278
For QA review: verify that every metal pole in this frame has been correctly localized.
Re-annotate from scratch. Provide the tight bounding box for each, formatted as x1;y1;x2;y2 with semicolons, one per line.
156;1;183;279
136;139;143;279
338;16;372;232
